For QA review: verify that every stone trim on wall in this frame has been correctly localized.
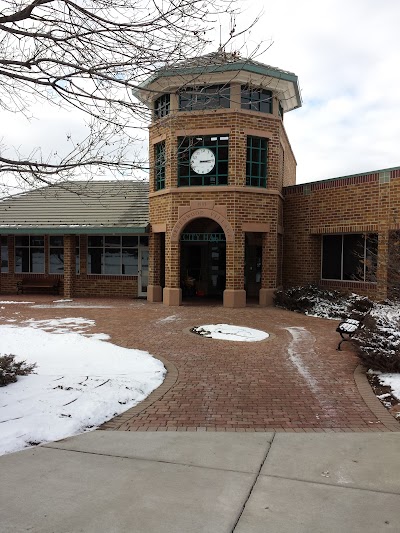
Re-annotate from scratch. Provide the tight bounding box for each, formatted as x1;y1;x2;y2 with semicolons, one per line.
170;200;234;243
310;224;379;234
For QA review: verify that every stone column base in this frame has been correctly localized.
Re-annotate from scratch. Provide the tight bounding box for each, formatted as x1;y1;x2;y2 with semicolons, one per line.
147;285;163;303
259;288;275;307
223;289;246;308
163;287;182;306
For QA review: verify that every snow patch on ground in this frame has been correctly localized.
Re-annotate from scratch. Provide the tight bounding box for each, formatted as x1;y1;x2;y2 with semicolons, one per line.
285;327;320;394
24;317;96;334
376;373;400;403
32;304;114;309
156;315;181;324
0;301;34;305
192;324;269;342
0;325;165;456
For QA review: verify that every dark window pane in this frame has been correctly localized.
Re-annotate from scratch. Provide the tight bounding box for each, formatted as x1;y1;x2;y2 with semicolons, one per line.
366;234;378;282
88;236;103;247
30;236;44;247
1;237;8;273
30;248;44;273
15;236;29;247
122;249;138;275
49;248;64;274
140;236;149;247
50;236;64;247
88;248;102;274
343;234;364;280
122;236;138;248
105;236;121;247
15;248;29;272
322;235;342;279
104;248;121;274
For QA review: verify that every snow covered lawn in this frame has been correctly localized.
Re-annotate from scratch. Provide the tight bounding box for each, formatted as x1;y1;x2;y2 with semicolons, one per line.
0;319;165;456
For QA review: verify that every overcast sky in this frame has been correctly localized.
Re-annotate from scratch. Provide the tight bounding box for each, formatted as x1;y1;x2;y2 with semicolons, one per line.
2;0;400;187
233;0;400;182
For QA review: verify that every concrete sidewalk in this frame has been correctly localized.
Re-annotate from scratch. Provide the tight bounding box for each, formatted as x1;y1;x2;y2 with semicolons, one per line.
1;432;399;532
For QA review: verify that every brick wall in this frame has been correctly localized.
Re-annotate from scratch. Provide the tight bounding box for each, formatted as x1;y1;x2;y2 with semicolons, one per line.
283;170;400;298
0;234;140;298
148;107;295;297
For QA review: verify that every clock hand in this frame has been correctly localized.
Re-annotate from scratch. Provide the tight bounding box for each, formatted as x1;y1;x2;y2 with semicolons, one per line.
200;160;212;163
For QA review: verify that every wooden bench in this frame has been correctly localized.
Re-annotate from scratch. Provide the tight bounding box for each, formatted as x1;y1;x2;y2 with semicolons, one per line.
17;278;60;295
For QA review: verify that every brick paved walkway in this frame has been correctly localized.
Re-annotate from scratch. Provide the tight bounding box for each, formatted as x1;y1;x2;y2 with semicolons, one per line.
1;296;399;432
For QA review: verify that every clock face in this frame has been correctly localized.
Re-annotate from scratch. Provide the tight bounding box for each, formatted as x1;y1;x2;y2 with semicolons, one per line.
190;148;215;175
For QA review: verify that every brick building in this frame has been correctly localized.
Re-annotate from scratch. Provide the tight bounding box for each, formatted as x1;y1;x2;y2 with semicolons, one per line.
0;52;397;304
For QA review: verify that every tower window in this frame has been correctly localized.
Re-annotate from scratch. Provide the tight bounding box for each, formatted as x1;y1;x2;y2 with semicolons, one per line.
246;136;268;187
179;85;230;111
241;86;273;114
154;94;170;119
178;135;229;186
154;141;166;190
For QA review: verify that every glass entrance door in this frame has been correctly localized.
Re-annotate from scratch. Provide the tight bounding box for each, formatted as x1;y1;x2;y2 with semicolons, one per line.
138;249;149;297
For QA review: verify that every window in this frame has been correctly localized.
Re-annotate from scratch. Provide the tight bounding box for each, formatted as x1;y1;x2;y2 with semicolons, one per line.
279;101;284;119
49;236;64;274
178;135;229;186
155;141;166;190
241;86;273;114
15;235;45;273
76;237;80;274
154;94;170;119
246;136;268;187
1;236;8;273
322;234;377;282
87;235;146;275
179;84;230;111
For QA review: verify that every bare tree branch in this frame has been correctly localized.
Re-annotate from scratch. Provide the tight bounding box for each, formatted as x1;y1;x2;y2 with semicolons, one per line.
0;0;240;192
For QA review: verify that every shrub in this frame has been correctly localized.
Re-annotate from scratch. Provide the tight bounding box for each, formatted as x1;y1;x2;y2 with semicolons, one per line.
0;354;36;387
274;284;373;320
354;304;400;372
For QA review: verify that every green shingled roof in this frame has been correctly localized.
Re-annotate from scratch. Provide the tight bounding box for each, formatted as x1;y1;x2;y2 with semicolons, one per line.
0;181;149;234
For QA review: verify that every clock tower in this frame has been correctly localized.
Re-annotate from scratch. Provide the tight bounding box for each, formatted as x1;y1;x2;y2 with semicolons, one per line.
135;51;301;307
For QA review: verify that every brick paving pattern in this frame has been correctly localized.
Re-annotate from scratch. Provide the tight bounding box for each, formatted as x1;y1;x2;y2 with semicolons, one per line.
1;296;399;433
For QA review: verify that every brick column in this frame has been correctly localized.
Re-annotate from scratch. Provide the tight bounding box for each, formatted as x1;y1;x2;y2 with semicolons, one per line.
147;232;163;302
223;231;246;308
63;234;75;298
163;237;181;306
259;232;276;306
376;230;389;300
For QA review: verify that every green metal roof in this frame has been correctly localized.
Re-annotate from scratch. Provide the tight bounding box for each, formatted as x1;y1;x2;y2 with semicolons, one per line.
0;180;149;234
135;51;302;111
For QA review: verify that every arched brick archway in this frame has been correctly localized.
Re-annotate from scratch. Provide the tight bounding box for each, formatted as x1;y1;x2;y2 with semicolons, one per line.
170;207;234;243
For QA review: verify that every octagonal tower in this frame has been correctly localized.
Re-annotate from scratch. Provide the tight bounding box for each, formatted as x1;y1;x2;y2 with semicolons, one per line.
135;51;301;307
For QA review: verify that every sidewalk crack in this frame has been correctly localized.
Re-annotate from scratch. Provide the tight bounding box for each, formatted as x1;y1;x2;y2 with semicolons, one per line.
231;432;276;532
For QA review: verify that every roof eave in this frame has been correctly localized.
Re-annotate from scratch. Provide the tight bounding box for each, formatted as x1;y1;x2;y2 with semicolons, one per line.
0;225;150;235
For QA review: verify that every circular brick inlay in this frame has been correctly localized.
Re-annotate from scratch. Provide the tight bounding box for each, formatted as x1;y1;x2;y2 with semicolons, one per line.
190;323;270;342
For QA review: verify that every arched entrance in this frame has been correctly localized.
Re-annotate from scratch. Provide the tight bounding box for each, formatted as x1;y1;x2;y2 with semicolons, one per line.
180;218;226;300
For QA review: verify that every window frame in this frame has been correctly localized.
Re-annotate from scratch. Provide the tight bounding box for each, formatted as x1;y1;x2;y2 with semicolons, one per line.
246;136;268;187
49;235;64;274
87;235;148;276
179;84;230;111
321;233;377;282
154;141;166;190
177;135;229;187
1;236;8;273
241;86;273;114
154;94;170;119
14;235;45;274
